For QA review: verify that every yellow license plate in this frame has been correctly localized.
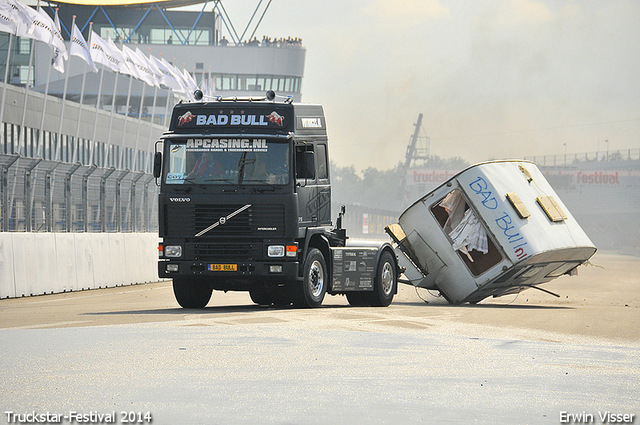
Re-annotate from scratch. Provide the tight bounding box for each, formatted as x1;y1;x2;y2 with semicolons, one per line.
208;264;237;272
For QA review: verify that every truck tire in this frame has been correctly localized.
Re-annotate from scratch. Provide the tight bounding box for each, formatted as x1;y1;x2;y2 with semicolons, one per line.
367;251;396;307
293;248;327;308
173;278;213;308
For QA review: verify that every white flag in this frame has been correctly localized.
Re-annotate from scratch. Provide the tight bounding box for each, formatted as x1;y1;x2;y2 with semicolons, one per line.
4;0;34;36
70;23;97;72
15;4;67;54
149;55;184;92
132;46;161;88
90;30;122;73
163;58;189;93
119;44;146;82
0;1;19;34
51;10;67;73
121;44;157;88
106;37;131;76
137;48;164;87
182;67;198;93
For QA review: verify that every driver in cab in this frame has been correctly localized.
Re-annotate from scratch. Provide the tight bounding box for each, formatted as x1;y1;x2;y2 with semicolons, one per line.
188;151;223;178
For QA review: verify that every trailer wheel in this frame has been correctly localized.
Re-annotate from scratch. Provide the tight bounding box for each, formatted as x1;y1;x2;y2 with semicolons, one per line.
173;278;212;309
368;251;397;307
293;248;327;308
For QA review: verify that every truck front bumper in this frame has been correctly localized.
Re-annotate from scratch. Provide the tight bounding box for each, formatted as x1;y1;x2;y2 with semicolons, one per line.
158;260;299;280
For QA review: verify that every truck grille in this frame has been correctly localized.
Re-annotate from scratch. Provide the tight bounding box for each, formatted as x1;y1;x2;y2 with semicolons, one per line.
186;242;260;261
165;203;285;237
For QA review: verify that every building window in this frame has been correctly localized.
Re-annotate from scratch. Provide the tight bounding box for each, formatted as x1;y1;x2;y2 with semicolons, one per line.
18;66;34;86
211;74;301;93
19;37;31;54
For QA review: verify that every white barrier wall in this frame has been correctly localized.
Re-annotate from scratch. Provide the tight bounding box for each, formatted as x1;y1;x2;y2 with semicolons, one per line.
0;233;161;299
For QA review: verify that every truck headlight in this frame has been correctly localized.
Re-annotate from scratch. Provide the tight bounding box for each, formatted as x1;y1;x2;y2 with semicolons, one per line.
267;245;285;257
164;245;183;258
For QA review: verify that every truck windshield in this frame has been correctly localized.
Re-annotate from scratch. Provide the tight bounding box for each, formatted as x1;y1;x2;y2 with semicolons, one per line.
164;139;289;185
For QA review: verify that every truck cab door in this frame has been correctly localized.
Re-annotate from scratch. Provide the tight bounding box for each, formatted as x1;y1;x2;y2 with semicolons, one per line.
295;144;318;228
315;143;331;226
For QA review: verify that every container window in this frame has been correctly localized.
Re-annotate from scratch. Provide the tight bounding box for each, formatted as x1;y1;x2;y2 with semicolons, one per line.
431;190;502;276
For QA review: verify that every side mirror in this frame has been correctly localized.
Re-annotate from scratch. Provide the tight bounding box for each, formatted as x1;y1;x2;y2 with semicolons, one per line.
153;152;162;178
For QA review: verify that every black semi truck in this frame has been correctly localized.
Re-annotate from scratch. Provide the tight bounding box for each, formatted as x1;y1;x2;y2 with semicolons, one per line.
153;91;398;308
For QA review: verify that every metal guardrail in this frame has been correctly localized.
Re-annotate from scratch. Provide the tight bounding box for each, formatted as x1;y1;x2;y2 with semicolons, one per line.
525;148;640;167
334;203;400;239
0;153;158;233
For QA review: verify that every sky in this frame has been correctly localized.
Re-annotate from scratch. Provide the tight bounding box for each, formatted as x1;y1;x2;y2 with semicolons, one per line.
204;0;640;171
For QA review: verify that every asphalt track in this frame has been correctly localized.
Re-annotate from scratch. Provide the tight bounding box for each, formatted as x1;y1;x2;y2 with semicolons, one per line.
0;251;638;424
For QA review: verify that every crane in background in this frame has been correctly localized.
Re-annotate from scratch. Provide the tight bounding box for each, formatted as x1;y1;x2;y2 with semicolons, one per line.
399;113;430;203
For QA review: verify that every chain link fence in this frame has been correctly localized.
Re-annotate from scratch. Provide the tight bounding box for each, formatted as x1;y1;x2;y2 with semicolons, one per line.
1;153;158;233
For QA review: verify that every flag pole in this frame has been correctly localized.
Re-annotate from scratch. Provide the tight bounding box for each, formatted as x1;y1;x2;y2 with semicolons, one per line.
143;85;158;171
56;13;74;161
163;88;172;129
106;70;120;151
76;22;92;162
0;33;14;149
130;82;146;170
36;7;64;159
119;69;134;168
19;28;37;156
36;38;55;158
88;64;104;165
105;31;120;160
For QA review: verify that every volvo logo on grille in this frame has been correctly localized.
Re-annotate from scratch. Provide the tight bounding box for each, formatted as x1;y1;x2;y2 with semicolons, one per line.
169;197;191;202
195;204;251;237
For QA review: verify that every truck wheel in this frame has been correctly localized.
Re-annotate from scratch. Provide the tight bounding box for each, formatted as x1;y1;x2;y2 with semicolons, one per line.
368;251;396;307
173;278;213;308
293;248;327;308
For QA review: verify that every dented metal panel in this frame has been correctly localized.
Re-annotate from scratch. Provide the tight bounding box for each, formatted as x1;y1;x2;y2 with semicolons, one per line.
390;160;597;304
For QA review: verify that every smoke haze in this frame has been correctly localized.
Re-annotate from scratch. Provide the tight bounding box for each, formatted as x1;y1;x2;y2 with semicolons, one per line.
224;0;640;171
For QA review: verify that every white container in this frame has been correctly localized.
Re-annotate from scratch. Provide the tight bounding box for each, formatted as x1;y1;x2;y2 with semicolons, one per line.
389;160;596;304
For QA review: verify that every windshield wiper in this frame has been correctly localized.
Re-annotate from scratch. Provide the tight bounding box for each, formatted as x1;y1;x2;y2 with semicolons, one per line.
179;177;198;185
237;152;255;184
241;179;277;184
202;177;238;184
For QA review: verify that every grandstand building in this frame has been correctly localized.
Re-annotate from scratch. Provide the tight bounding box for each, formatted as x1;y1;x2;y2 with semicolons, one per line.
1;0;305;171
0;0;305;235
